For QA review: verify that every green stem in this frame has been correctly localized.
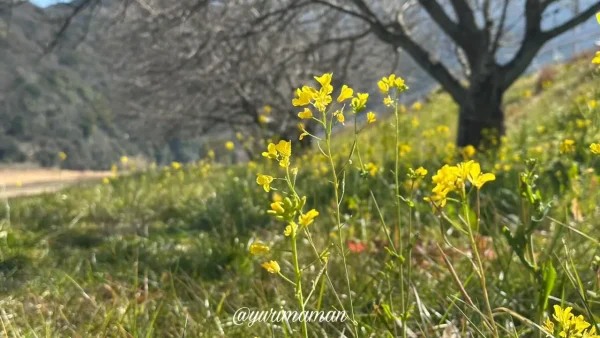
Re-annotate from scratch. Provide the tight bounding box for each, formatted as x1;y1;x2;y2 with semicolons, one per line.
393;96;407;338
465;193;498;338
325;120;359;337
291;234;309;338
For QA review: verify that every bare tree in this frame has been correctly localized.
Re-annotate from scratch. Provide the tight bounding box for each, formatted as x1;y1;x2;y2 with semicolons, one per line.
257;0;600;147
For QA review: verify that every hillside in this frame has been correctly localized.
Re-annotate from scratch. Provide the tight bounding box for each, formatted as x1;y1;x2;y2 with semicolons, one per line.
0;2;144;169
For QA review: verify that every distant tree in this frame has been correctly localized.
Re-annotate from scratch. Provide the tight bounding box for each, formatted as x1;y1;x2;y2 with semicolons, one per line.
37;0;600;148
274;0;600;147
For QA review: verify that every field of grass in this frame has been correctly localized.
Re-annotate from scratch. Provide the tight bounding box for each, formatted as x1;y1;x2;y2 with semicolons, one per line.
0;58;599;337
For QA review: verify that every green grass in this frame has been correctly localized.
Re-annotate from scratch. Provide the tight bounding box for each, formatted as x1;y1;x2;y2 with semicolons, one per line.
0;58;599;337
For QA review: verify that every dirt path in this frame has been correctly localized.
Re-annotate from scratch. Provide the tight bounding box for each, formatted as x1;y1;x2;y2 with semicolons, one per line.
0;169;111;199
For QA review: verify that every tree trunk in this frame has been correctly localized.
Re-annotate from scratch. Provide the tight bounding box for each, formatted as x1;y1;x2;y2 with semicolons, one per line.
456;76;505;148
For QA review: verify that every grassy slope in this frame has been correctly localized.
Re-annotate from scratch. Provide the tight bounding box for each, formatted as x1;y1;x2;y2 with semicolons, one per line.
0;59;598;337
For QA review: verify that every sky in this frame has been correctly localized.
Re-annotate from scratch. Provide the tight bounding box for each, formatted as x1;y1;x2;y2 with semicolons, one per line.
30;0;65;7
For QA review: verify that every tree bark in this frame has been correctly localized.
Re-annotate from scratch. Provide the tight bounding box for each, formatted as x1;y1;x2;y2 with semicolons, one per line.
456;75;505;148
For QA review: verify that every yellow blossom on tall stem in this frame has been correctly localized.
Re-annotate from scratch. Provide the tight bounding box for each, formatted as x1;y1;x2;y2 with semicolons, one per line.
367;112;376;123
298;108;313;119
261;261;280;274
337;85;354;102
256;174;274;192
225;141;235;151
299;209;319;227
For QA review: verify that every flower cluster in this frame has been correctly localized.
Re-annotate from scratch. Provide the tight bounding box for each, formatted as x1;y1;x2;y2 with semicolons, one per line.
542;305;599;338
262;140;292;168
426;161;495;207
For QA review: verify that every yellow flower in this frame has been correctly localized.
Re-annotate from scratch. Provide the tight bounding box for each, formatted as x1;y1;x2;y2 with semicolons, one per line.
560;139;576;154
299;209;319;227
171;162;181;170
58;152;67;161
400;105;407;113
225;141;235;151
593;51;600;65
436;125;449;134
292;86;317;106
270;202;285;214
258;115;269;124
284;222;298;237
365;162;378;176
102;177;110;185
378;74;408;94
544;305;599;338
523;90;533;98
261;261;280;274
415;167;428;178
462;145;476;159
256;174;274;192
275;140;291;157
336;111;345;124
537;126;546;134
279;156;290;168
249;242;270;255
272;192;282;202
263;105;272;114
351;93;369;112
262;143;278;159
399;144;411;157
111;164;118;173
208;150;215;159
383;95;393;107
337;85;354;102
377;79;389;94
467;162;495;189
411;117;419;128
590;143;600;154
120;156;129;164
588;100;597;109
314;73;333;91
412;101;422;110
298;108;313;119
367;112;376;124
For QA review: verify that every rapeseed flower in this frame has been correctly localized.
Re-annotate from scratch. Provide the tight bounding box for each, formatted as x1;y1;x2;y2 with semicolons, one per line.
383;96;393;107
462;145;476;159
284;222;298;237
225;141;235;151
351;93;369;112
590;143;600;154
299;209;319;227
292;86;317;107
560;139;576;154
467;162;495;189
256;174;274;192
250;242;270;255
261;261;280;274
298;108;313;119
58;152;67;161
171;162;181;170
367;112;376;123
337;85;354;102
542;305;599;338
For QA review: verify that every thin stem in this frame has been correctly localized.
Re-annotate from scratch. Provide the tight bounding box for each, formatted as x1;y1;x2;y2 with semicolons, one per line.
291;233;309;338
325;119;359;337
465;192;498;338
393;94;407;338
